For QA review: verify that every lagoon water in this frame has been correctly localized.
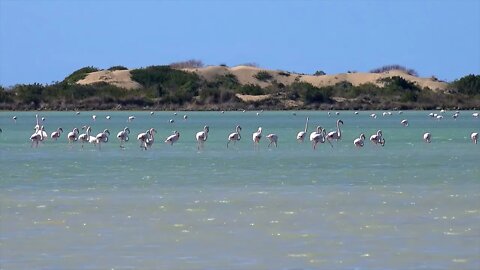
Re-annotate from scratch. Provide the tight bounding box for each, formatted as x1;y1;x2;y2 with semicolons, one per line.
0;110;479;270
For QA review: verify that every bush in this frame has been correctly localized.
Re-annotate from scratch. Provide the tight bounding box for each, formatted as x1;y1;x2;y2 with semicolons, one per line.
64;66;100;84
450;74;480;95
169;59;204;69
313;70;326;76
370;65;418;77
238;84;264;95
108;65;128;71
254;71;273;82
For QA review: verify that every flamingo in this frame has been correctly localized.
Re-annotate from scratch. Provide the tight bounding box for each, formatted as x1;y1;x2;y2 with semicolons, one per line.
33;114;47;139
252;127;262;150
471;132;478;144
227;125;242;148
30;126;45;147
353;133;366;148
128;116;135;122
401;119;409;127
117;127;130;148
196;126;210;150
473;112;479;118
423;132;432;143
165;130;180;145
310;126;331;149
266;133;278;148
94;129;110;149
78;126;93;148
67;127;80;143
51;127;63;141
296;117;309;142
145;128;157;148
12;116;17;123
137;129;151;150
326;119;344;142
92;115;97;121
370;130;385;146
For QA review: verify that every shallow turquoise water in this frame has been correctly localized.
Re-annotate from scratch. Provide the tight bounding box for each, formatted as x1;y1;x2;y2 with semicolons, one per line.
0;110;479;269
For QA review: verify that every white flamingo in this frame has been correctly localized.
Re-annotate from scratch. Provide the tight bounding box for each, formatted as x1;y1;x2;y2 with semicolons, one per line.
78;126;94;148
94;129;110;149
67;127;79;143
471;132;478;144
472;113;479;118
117;127;130;148
196;126;210;150
326;119;344;143
296;117;309;142
353;133;366;148
145;128;157;149
252;127;262;150
310;126;331;149
227;125;242;148
165;130;180;145
30;126;45;147
128;116;135;122
423;132;432;143
370;130;385;146
50;127;63;141
401;119;409;127
266;133;278;148
137;129;150;150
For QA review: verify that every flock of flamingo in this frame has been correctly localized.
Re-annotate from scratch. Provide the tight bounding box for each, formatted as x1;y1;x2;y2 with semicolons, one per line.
1;111;479;150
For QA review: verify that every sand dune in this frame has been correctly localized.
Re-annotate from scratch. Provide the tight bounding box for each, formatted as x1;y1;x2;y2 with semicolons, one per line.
77;65;448;91
76;70;142;90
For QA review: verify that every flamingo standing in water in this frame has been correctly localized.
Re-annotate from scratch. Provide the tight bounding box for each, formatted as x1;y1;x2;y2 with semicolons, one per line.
423;132;432;143
470;132;478;144
94;129;110;149
117;127;130;148
401;119;409;127
252;127;262;150
165;131;180;145
51;127;63;141
370;130;385;146
145;128;157;149
326;119;344;143
30;126;45;147
353;133;366;148
137;129;151;150
296;117;309;142
67;127;79;143
227;125;242;148
79;126;95;148
310;126;331;149
196;126;209;150
266;133;278;148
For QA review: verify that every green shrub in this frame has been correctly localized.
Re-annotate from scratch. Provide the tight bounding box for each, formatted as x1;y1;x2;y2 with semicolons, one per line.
64;66;100;84
254;71;273;82
108;65;128;71
450;74;480;95
313;70;326;76
238;84;264;95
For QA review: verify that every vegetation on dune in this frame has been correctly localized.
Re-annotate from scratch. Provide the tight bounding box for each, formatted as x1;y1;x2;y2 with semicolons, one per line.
1;65;478;110
63;66;100;84
449;74;480;95
370;64;418;77
107;65;128;71
169;59;204;69
254;71;273;82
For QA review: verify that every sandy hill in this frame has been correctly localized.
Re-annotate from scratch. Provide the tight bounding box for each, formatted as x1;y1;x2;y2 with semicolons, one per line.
76;65;448;91
76;69;142;90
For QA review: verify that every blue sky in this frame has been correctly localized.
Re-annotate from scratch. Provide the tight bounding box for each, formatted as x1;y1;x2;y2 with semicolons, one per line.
0;0;479;86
